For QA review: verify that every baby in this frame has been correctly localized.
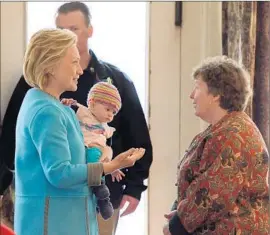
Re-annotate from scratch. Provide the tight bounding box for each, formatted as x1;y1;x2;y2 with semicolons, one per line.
62;80;124;220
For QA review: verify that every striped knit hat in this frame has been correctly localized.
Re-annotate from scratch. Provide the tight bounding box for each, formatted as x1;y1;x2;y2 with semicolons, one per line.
87;80;122;113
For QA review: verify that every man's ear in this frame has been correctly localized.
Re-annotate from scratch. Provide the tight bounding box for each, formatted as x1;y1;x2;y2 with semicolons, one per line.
87;25;93;38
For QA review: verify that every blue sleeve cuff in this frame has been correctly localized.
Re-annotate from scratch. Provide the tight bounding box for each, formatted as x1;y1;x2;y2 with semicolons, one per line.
169;213;190;235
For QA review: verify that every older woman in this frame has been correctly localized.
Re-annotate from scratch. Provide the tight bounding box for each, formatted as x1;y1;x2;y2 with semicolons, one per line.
14;28;145;235
163;56;269;235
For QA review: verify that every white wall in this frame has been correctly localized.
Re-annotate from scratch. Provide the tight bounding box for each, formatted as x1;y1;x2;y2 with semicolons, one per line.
0;2;25;120
179;2;222;157
148;2;181;234
0;2;222;235
148;2;221;235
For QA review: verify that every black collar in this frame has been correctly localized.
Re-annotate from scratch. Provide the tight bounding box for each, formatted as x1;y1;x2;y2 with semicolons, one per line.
86;50;109;82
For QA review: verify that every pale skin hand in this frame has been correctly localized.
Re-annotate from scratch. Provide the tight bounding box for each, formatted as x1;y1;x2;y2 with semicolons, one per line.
99;146;125;182
163;224;171;235
163;210;177;235
164;210;177;220
91;145;125;182
114;148;145;170
87;144;113;163
103;148;145;175
111;169;125;182
119;195;139;217
88;145;122;181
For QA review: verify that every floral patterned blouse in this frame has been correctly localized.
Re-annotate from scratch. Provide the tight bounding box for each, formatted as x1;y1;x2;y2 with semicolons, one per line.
176;111;269;234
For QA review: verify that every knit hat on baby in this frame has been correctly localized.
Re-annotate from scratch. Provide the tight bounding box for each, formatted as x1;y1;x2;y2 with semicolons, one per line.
87;79;122;113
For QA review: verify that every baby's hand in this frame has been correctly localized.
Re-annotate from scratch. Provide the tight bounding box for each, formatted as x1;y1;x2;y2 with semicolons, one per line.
111;169;125;182
61;98;77;106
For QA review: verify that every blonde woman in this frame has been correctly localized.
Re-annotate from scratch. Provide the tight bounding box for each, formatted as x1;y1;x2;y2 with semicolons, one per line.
14;28;145;235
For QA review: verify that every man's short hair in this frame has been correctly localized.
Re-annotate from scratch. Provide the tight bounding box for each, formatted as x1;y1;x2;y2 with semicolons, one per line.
57;2;92;26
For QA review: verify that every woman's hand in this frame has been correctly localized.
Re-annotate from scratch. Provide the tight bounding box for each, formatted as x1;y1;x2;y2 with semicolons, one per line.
163;224;171;235
103;148;145;174
164;210;177;220
113;148;145;169
111;169;125;182
163;210;177;235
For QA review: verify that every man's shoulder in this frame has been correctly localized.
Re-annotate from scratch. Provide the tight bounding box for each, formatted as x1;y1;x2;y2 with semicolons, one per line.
100;60;132;84
11;75;32;98
16;75;31;88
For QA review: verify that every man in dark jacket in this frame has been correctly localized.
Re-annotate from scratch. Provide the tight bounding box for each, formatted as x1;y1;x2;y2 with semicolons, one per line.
0;159;13;196
0;2;152;234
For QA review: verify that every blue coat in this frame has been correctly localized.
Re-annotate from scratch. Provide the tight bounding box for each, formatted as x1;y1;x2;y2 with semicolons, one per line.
14;88;99;235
